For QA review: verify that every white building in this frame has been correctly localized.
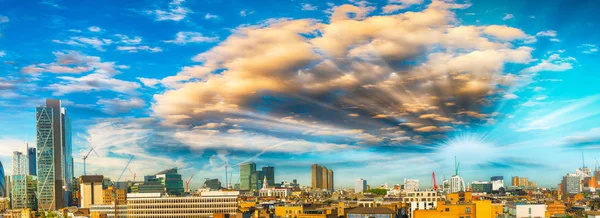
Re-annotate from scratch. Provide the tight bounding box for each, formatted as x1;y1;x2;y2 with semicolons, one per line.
91;191;239;218
402;190;441;218
504;203;546;218
491;176;504;191
449;175;465;193
355;179;367;193
403;179;419;192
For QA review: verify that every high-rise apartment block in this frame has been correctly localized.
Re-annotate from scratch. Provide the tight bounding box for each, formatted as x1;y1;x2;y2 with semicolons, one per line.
355;178;367;193
36;99;74;210
311;164;333;190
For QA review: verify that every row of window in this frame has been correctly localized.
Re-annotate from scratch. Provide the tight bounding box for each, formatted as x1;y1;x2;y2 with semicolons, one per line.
128;203;237;209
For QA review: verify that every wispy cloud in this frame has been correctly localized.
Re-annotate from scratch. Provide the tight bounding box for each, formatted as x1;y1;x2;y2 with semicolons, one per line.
88;26;102;32
145;0;190;21
301;3;318;11
163;31;218;44
240;10;254;17
204;13;219;20
502;13;514;20
0;15;8;23
98;97;145;115
579;44;598;54
117;45;162;53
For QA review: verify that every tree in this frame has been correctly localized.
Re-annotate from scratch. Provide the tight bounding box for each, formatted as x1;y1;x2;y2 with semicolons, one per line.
367;188;387;196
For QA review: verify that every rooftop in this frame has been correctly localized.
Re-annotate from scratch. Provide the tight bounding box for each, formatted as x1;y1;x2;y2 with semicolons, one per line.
347;207;395;214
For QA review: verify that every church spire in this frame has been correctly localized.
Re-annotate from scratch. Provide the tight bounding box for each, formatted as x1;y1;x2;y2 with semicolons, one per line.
262;176;268;189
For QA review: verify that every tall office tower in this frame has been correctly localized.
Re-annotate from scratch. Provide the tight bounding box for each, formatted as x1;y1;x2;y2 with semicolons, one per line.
321;166;328;190
36;99;74;210
562;173;581;194
355;178;367;193
154;168;185;196
0;161;5;197
491;176;504;191
240;163;257;190
262;166;275;187
327;169;334;190
28;147;37;176
311;164;322;189
311;164;333;190
12;151;28;175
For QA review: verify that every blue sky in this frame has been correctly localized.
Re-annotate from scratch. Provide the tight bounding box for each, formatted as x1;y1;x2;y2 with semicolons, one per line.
0;0;599;189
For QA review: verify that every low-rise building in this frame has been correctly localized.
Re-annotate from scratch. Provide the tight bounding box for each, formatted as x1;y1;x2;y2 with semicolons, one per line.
347;207;395;218
503;203;546;218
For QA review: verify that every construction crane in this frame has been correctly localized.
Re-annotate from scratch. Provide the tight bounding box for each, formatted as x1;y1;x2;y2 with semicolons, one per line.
82;148;99;175
114;155;134;218
185;174;195;193
128;168;136;181
432;172;438;191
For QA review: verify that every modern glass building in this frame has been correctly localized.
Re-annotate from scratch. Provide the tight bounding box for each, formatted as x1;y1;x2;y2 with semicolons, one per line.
0;161;6;197
239;163;256;191
154;168;184;196
12;151;28;175
261;166;275;188
28;147;37;176
10;175;38;210
36;99;74;211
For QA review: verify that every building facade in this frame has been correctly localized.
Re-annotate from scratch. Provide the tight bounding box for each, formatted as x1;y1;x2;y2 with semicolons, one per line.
311;164;333;190
0;161;5;197
261;166;275;188
562;173;581;194
491;176;504;191
240;163;256;191
79;175;104;208
10;175;37;210
36;99;74;210
503;203;546;218
471;181;492;193
449;175;465;193
403;190;441;218
355;179;367;193
404;179;419;191
12;151;28;176
27;147;37;176
126;191;238;217
154;168;184;196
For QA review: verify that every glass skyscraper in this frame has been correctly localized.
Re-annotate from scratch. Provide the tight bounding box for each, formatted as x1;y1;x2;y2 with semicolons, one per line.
261;166;275;188
154;168;184;196
36;99;73;211
239;163;256;191
0;161;6;197
28;147;37;176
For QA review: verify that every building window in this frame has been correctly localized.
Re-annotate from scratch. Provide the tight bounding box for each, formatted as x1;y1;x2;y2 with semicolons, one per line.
465;208;471;214
445;208;449;212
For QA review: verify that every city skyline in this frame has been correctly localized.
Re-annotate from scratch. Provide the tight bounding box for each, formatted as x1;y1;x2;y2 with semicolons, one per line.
1;0;600;190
